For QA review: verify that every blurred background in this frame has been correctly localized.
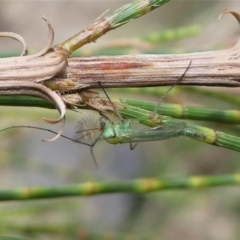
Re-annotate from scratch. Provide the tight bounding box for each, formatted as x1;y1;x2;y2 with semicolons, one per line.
1;1;240;239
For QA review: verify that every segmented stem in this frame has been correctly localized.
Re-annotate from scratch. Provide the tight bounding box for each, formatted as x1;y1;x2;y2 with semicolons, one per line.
117;105;240;152
121;99;240;124
0;174;239;201
58;0;170;54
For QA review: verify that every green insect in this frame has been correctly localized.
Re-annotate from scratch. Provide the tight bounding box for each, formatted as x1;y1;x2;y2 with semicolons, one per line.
73;113;187;149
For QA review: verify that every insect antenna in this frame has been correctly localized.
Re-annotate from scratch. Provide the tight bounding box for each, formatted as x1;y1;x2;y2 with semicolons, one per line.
0;124;101;167
153;60;192;118
98;81;124;121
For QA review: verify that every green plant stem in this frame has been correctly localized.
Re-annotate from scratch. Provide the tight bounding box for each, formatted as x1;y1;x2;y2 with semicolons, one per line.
0;175;240;201
58;0;170;54
142;24;201;43
2;96;240;125
1;95;240;152
118;105;240;152
0;96;53;109
182;86;240;107
121;99;240;124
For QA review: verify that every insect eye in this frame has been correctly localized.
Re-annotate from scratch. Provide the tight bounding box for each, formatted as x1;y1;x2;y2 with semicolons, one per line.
100;121;106;130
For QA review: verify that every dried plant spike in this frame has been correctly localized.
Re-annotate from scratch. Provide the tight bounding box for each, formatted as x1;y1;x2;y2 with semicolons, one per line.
39;86;66;124
0;32;28;56
218;9;240;24
0;82;66;141
94;9;109;22
0;16;68;82
42;116;65;142
0;16;54;58
0;16;55;62
27;15;55;59
0;125;70;143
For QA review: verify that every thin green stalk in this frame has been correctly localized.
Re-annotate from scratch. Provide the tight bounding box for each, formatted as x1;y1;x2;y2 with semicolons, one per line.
111;86;240;108
110;86;180;97
121;99;240;124
0;223;77;236
2;95;240;125
108;0;170;26
182;86;240;107
58;0;170;54
1;95;240;152
0;175;240;201
142;24;201;43
0;96;53;109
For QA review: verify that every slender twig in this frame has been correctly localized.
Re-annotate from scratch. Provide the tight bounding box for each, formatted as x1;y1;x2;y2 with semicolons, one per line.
58;0;170;54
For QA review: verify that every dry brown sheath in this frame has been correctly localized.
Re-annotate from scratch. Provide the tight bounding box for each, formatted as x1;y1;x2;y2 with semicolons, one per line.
57;48;240;89
51;10;240;89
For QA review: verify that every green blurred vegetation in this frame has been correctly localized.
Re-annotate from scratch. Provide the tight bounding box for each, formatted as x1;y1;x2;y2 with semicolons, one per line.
1;1;240;239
